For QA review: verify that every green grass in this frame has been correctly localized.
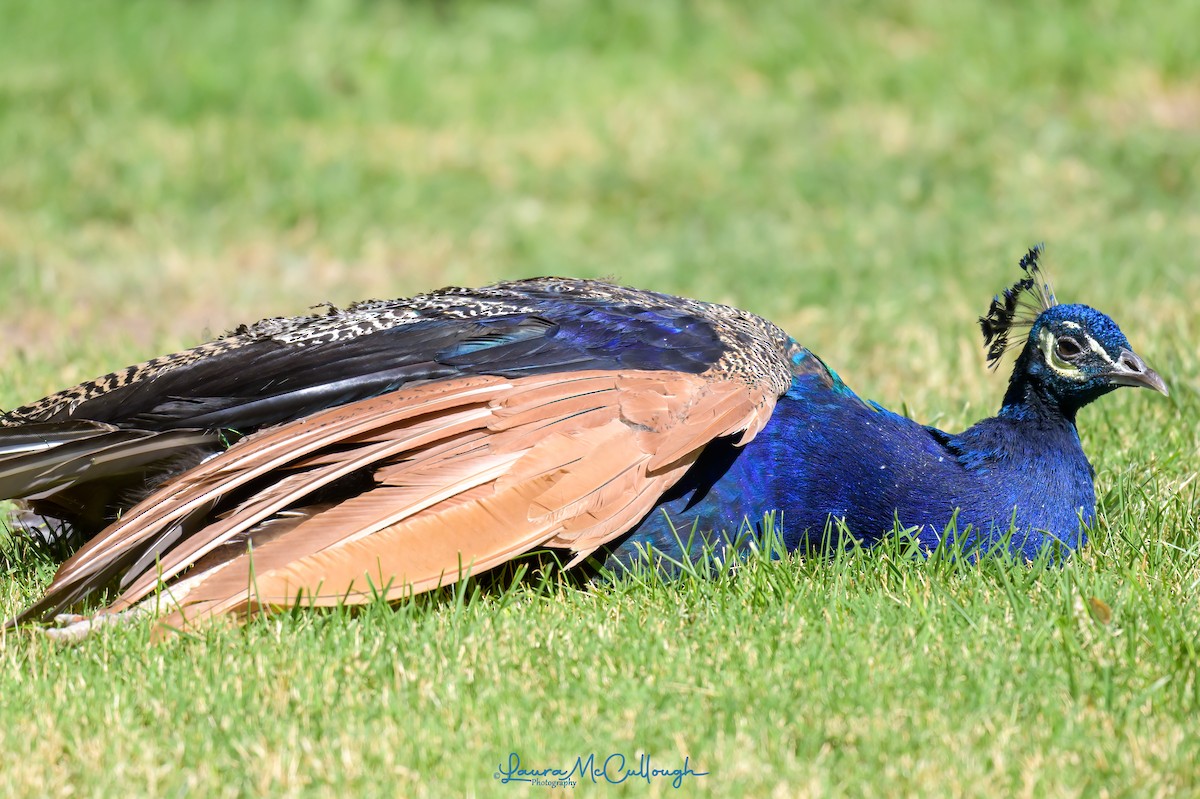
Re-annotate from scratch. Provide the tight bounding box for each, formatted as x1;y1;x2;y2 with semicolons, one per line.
1;0;1198;796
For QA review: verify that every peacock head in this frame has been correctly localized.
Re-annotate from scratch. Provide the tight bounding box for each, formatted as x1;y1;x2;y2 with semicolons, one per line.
979;245;1168;416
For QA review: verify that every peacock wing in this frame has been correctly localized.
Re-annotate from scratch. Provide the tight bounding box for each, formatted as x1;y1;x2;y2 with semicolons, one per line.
18;369;776;632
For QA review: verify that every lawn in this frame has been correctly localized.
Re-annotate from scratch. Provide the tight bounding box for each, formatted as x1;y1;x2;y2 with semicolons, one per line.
1;1;1198;796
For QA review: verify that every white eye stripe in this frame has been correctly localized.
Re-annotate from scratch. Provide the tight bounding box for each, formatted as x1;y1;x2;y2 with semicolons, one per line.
1082;335;1114;364
1061;331;1114;364
1038;327;1117;379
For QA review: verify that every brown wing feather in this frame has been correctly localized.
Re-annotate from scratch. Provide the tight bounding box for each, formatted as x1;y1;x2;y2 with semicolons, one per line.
46;377;513;592
53;369;775;633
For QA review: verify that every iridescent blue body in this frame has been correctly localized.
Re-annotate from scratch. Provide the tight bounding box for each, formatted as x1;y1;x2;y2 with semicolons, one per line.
604;353;1094;567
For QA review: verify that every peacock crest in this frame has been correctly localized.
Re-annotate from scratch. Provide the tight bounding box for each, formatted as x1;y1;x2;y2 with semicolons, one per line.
978;244;1059;369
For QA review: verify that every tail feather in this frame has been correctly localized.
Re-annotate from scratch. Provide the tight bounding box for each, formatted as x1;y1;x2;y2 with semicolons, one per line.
0;422;222;558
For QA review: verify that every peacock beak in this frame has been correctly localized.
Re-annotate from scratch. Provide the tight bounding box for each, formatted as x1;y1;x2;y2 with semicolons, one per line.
1107;349;1169;396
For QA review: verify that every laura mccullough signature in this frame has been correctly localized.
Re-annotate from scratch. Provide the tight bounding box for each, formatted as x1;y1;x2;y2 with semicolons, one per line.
494;751;708;789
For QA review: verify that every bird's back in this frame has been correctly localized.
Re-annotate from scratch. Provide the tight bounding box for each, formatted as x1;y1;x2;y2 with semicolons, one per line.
4;278;794;431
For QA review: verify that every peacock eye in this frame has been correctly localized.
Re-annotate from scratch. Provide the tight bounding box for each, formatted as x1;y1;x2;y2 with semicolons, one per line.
1055;336;1083;361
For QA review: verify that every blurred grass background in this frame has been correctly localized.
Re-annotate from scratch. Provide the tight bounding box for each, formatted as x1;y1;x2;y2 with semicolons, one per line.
0;1;1198;796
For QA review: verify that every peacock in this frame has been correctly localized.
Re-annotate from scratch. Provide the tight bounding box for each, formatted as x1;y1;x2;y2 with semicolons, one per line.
0;246;1167;635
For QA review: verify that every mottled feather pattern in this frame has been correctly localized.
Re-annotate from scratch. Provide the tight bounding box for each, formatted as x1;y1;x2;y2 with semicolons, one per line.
3;278;794;426
0;342;248;426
